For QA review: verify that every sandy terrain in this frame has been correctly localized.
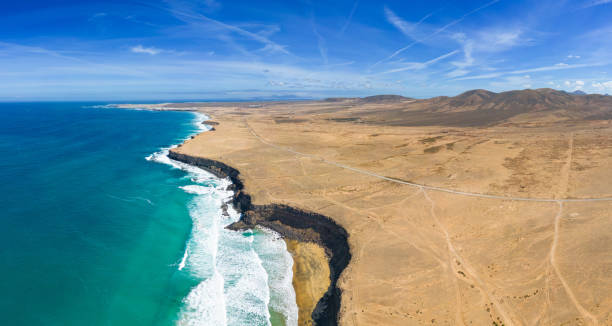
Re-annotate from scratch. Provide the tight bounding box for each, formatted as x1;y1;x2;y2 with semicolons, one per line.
128;91;612;325
287;240;330;326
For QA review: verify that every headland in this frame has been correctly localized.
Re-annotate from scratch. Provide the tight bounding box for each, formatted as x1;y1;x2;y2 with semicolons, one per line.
124;89;612;325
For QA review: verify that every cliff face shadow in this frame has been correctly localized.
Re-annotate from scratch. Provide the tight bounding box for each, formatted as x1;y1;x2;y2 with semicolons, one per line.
168;151;351;326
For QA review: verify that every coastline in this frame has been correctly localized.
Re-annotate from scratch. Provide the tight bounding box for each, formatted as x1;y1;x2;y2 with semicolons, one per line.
111;96;612;325
133;110;316;326
149;112;304;325
167;150;351;326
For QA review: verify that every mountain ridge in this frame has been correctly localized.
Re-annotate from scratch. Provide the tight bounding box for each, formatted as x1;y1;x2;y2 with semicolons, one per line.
347;88;612;127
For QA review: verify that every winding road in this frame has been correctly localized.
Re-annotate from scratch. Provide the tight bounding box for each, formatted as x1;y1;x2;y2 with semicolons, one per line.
239;118;609;326
244;119;612;203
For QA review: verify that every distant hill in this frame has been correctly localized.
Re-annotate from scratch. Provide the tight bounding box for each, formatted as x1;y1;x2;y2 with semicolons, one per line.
571;90;587;95
359;94;412;103
323;97;354;102
346;88;612;127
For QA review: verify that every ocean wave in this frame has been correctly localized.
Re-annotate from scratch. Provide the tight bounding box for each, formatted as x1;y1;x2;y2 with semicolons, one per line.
179;185;214;195
178;271;227;326
148;112;297;326
253;229;298;326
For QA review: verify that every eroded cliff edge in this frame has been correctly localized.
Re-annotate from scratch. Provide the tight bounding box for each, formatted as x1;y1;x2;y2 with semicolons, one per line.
168;150;351;326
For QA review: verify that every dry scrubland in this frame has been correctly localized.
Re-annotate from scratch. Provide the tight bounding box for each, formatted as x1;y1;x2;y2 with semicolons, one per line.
143;89;612;325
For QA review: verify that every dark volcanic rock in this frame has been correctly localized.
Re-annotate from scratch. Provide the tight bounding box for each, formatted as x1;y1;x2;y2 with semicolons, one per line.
168;150;351;326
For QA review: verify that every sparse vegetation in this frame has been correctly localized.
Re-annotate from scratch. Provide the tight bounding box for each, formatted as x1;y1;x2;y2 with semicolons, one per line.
420;135;444;144
274;118;308;124
424;145;443;153
327;117;360;122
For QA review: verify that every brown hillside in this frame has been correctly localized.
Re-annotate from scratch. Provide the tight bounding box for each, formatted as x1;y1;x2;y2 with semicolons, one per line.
343;88;612;127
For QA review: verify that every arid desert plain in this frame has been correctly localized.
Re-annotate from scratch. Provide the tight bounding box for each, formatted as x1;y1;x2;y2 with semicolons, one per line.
124;89;612;326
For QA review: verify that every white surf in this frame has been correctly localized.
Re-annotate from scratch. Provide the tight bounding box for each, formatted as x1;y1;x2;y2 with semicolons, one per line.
148;112;298;326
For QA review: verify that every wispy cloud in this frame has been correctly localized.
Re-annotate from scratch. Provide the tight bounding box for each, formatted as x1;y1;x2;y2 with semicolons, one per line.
384;7;414;38
339;0;359;36
455;63;603;80
446;27;528;77
375;7;436;66
158;1;290;55
385;7;436;38
375;0;500;67
0;41;86;63
131;45;162;55
475;29;526;51
583;0;612;8
490;74;533;89
0;41;151;78
591;80;612;92
88;12;107;21
447;39;474;77
201;0;221;12
382;50;459;74
311;19;328;64
325;61;355;68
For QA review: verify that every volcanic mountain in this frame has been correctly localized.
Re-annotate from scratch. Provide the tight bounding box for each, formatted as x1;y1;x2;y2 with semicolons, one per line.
349;88;612;127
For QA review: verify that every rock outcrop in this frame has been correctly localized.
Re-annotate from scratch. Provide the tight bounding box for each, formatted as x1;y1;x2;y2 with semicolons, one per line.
168;150;351;326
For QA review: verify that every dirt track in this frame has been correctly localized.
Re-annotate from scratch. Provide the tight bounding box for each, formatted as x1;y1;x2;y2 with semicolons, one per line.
126;93;612;325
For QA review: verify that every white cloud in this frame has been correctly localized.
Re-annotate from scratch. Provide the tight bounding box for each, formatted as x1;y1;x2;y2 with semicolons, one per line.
162;4;290;55
382;50;459;74
89;12;107;21
592;81;612;91
131;45;162;55
375;1;500;67
564;80;585;90
202;0;221;12
384;7;411;37
340;0;360;36
445;27;528;79
489;74;531;89
456;63;602;80
311;19;328;64
384;6;430;39
584;0;612;8
476;29;525;51
446;69;470;78
451;40;474;67
567;54;581;59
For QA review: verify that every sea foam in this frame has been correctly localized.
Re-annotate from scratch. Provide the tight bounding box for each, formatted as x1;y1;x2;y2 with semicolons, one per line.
148;112;298;326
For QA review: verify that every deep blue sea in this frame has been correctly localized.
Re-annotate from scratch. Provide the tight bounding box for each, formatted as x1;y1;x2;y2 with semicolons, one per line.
0;103;296;326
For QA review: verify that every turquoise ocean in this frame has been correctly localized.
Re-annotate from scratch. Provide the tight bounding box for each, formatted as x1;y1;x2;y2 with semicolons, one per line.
0;103;297;326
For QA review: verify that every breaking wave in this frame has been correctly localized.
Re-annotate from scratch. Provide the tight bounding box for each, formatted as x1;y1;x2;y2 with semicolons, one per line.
149;112;298;326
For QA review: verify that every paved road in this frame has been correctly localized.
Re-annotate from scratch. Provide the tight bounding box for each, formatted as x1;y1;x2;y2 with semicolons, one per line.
245;120;612;203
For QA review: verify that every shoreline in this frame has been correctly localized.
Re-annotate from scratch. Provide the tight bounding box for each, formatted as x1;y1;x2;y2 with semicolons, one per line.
152;112;304;325
112;96;612;325
168;150;351;326
123;107;335;325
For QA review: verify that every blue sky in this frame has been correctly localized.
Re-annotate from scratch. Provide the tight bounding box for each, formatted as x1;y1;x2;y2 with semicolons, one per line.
2;0;612;100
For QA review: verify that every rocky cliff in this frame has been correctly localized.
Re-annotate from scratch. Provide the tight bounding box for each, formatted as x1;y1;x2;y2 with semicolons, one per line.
168;150;351;326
